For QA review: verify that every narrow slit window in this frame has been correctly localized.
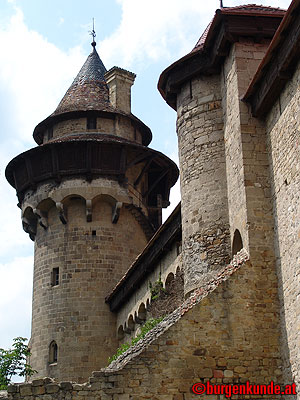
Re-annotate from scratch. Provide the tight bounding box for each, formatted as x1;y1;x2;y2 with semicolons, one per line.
87;117;97;129
51;267;59;286
176;241;182;256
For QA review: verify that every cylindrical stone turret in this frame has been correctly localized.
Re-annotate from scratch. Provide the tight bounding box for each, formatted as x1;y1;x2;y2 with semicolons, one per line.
176;75;231;296
6;43;178;382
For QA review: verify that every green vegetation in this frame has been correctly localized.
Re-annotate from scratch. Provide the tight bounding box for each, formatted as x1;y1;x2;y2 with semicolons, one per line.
0;337;36;390
149;272;166;300
108;317;164;365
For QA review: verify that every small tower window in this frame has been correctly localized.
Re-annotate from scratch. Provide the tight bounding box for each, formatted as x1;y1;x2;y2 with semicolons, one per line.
47;127;53;140
51;267;59;286
87;117;97;129
49;341;58;364
232;229;243;257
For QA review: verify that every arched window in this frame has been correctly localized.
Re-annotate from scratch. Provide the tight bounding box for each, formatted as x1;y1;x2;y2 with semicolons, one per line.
165;272;175;291
127;315;135;332
232;229;243;257
117;325;125;340
49;341;58;364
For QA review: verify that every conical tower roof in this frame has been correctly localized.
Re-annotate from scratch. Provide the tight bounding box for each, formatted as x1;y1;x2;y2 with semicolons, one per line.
53;43;114;115
33;42;153;146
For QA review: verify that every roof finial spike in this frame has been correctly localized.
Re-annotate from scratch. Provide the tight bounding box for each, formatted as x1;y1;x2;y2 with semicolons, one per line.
89;18;96;49
220;0;224;8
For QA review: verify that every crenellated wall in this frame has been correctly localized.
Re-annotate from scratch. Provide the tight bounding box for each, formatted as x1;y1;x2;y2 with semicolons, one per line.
22;178;148;383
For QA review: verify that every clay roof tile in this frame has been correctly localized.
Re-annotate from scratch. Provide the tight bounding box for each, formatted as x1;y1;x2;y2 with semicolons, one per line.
192;4;286;53
53;45;114;115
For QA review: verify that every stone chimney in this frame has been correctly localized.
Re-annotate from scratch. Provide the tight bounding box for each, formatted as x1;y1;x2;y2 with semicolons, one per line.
105;67;136;114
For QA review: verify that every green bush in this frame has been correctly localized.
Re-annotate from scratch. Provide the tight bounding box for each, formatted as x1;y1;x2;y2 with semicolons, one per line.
108;317;164;365
0;337;36;390
149;273;166;300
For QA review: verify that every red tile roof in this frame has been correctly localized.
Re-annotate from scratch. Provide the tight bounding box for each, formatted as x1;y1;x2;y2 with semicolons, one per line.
192;4;286;52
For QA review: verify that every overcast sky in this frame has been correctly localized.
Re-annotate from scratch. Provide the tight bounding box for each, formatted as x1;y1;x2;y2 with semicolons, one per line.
0;0;291;371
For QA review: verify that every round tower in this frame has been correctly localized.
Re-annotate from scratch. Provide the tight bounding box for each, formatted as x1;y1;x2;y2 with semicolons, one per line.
6;42;178;382
158;20;232;297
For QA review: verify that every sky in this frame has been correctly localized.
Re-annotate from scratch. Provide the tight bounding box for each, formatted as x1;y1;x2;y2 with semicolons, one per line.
0;0;292;373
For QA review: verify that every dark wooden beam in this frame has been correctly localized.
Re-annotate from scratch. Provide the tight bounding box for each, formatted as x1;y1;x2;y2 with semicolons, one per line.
86;142;92;182
51;147;61;183
127;152;151;168
160;13;283;110
134;156;155;187
25;157;34;186
143;169;170;198
249;13;300;117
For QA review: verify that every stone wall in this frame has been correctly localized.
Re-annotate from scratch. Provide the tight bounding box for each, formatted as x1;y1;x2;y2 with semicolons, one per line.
116;245;182;343
222;39;271;255
222;38;286;389
23;178;148;383
176;74;231;296
8;249;286;400
42;116;143;145
221;38;300;394
266;59;300;391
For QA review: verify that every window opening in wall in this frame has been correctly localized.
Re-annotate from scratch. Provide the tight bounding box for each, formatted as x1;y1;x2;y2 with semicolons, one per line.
117;325;125;340
51;267;59;286
232;229;243;257
87;117;97;129
92;230;96;236
70;196;81;201
49;341;58;364
47;127;53;140
176;241;182;256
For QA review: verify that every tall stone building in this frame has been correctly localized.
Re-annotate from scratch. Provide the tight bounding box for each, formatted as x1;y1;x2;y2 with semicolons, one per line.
5;0;300;399
5;41;178;382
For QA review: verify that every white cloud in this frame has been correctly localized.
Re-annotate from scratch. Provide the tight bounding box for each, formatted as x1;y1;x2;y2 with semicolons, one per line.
0;6;88;262
99;0;291;70
0;256;33;349
0;6;86;146
100;0;216;69
0;7;86;349
162;150;181;221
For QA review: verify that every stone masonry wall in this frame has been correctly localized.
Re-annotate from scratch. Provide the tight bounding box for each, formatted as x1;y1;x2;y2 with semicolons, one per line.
222;38;297;394
43;116;143;144
266;59;300;392
116;243;182;343
222;39;271;254
8;249;286;400
27;180;148;383
176;75;231;296
222;43;249;252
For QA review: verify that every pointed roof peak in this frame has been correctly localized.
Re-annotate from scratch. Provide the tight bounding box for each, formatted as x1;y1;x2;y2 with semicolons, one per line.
53;45;111;115
71;45;107;86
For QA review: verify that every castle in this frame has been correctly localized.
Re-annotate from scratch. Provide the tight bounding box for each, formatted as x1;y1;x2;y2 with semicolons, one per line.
5;0;300;399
